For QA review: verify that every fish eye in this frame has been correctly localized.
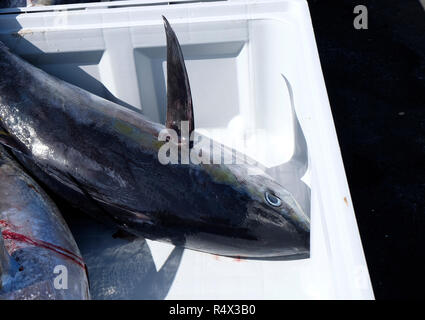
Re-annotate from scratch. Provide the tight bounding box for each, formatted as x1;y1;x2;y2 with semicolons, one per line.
265;192;282;207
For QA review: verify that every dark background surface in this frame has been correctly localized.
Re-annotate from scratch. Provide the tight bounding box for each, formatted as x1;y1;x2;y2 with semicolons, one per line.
307;0;425;299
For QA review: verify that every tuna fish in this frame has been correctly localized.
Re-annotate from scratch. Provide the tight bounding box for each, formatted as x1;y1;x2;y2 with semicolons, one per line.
0;146;89;299
0;17;309;258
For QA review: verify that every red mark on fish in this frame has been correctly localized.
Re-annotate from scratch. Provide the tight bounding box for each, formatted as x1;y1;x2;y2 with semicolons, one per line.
1;222;85;270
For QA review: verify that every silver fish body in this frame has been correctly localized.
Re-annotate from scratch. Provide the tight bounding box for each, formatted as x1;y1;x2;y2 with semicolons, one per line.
0;146;89;299
0;19;309;258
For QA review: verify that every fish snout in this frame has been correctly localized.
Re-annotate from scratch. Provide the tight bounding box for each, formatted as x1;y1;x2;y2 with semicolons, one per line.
247;193;310;258
262;219;310;258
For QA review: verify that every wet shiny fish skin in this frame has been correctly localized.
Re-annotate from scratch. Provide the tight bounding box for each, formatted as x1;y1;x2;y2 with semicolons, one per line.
0;146;89;300
0;21;309;258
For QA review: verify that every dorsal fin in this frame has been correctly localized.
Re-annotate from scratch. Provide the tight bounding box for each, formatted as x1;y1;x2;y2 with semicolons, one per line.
163;16;194;146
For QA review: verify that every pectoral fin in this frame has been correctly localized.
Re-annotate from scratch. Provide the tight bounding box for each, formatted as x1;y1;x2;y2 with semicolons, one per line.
163;16;194;146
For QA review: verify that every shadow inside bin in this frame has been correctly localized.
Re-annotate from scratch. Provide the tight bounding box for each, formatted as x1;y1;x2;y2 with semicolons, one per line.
66;212;184;300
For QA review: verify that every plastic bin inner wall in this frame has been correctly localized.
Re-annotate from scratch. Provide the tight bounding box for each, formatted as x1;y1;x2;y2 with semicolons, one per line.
0;0;374;299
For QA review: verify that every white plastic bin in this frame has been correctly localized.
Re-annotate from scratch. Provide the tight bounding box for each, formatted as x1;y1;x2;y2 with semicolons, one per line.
0;0;374;299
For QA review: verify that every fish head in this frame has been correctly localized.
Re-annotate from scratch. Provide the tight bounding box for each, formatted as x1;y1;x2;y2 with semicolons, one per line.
195;161;310;258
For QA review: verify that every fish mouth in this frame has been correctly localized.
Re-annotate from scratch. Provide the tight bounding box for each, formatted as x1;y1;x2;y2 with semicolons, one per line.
179;220;310;259
266;227;310;258
249;209;310;258
229;251;310;261
290;212;310;235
